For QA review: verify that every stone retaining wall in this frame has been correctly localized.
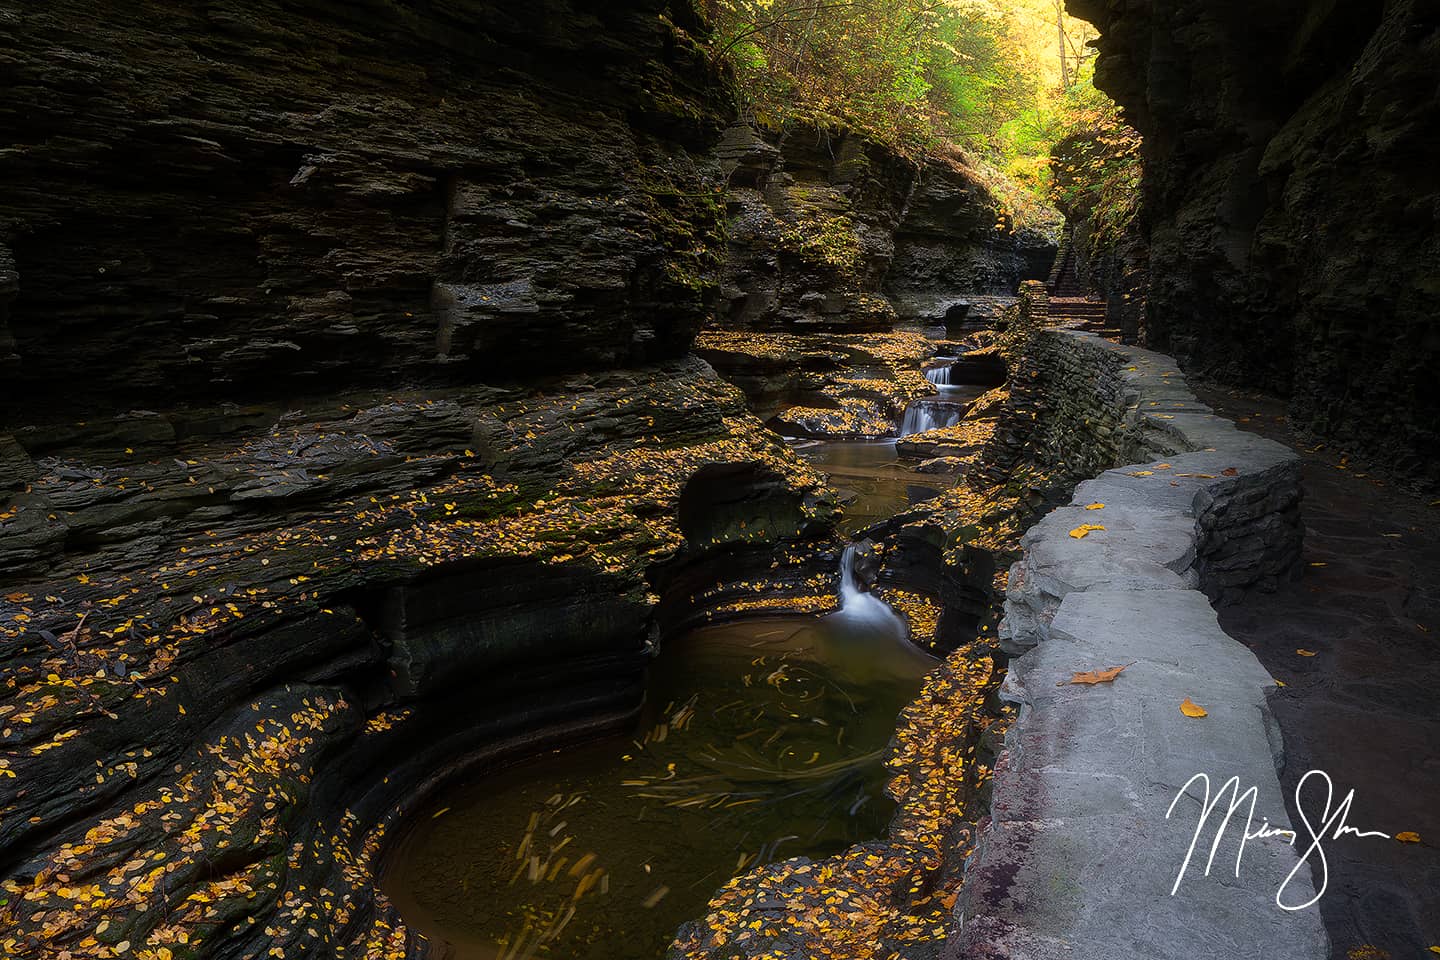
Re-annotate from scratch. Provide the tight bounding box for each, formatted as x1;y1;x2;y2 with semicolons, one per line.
954;329;1327;959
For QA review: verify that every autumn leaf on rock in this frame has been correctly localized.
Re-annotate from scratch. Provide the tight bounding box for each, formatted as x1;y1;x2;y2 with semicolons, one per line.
1083;502;1104;510
1296;649;1317;657
1057;664;1129;686
1068;524;1105;539
1180;697;1207;718
1222;467;1239;477
1395;831;1421;843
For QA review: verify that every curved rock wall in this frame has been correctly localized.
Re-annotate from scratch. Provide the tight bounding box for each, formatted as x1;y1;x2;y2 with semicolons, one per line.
0;5;850;959
1070;0;1440;482
956;327;1325;959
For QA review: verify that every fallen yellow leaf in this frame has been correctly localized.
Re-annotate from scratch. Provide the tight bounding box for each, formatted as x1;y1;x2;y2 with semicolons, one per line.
1057;664;1129;686
1275;680;1287;687
1296;649;1317;657
1084;502;1105;510
1180;698;1207;718
1129;470;1154;477
1069;524;1106;539
1395;831;1421;843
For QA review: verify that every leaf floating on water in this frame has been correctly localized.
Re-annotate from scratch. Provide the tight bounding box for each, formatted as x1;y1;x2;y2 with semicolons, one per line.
642;885;670;909
1179;698;1208;718
1057;664;1129;686
430;806;451;819
1296;649;1317;657
1068;524;1106;539
1395;831;1421;843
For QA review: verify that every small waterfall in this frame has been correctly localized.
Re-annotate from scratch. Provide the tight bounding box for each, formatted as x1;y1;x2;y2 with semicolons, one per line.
833;543;907;635
924;363;954;386
898;399;964;437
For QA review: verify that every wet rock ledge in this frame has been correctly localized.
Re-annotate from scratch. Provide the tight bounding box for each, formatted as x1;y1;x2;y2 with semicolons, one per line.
955;328;1328;959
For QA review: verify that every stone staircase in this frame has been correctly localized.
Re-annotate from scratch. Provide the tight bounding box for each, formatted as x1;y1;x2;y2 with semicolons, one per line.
1046;234;1122;339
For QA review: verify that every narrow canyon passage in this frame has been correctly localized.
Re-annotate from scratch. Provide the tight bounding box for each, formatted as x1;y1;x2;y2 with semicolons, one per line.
1;2;1436;960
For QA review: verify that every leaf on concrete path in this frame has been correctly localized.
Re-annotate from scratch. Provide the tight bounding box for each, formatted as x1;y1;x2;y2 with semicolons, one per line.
1179;697;1207;718
1068;524;1106;539
1296;649;1317;657
1395;831;1421;843
1057;664;1129;686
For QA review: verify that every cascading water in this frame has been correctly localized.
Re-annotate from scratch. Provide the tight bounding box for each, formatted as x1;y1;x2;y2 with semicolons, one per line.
832;543;907;636
924;363;954;385
897;399;965;436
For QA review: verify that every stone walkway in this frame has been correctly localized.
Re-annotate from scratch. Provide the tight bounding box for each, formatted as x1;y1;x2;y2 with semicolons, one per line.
956;331;1328;960
1197;385;1440;960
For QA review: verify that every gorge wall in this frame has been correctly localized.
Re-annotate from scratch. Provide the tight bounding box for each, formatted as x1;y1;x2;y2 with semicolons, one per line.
0;0;730;415
0;2;1054;958
1070;0;1440;482
0;3;849;958
715;125;1055;333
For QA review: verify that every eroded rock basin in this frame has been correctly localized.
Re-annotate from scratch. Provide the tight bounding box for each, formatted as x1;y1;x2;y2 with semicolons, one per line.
382;610;935;960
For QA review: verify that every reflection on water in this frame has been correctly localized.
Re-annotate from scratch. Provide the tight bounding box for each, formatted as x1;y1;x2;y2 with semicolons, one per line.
794;440;941;535
382;613;933;960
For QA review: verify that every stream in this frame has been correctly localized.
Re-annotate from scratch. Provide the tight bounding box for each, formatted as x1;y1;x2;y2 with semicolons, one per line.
381;352;988;960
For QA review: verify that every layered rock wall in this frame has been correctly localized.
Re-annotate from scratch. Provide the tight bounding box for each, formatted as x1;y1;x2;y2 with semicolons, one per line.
0;5;847;959
0;0;729;417
714;126;1055;332
1070;0;1440;481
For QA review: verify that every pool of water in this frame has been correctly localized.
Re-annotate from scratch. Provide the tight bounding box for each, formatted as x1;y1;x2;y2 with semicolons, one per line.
792;440;942;536
382;610;935;960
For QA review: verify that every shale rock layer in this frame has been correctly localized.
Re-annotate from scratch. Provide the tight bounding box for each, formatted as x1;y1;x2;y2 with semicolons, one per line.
1072;0;1440;480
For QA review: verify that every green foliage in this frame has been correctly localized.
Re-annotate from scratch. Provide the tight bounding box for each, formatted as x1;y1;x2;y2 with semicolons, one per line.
710;2;1028;154
1047;61;1142;249
705;0;1144;238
